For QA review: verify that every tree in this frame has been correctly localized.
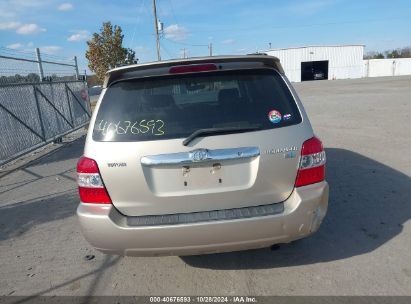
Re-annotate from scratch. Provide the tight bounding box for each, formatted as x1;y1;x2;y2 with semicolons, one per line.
385;49;400;58
365;47;411;59
86;21;137;82
26;73;40;83
385;47;411;58
364;51;384;59
400;47;411;58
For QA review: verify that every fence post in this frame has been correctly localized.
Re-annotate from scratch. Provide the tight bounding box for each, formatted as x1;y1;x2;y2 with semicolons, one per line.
35;48;44;82
392;60;396;76
366;60;370;78
74;56;80;80
65;84;74;125
33;85;46;141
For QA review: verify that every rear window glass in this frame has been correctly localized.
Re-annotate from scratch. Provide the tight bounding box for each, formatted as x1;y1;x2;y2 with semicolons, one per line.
93;69;302;142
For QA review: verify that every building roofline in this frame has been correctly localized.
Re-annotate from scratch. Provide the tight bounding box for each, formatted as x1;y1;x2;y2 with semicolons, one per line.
265;44;365;52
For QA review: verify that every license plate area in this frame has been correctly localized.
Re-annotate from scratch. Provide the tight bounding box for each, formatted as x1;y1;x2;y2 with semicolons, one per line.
142;158;259;197
181;162;224;187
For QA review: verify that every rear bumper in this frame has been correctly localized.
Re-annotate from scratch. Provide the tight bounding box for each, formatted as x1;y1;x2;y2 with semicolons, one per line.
77;181;328;256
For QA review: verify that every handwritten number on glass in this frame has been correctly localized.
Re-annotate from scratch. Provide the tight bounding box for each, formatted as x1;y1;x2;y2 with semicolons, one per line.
96;119;165;136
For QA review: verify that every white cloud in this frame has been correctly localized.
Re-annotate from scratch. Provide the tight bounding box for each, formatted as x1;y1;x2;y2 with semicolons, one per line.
16;23;45;34
67;30;90;42
164;24;189;42
58;2;73;11
10;0;45;9
0;21;45;34
40;45;62;54
18;23;45;34
6;42;36;51
221;39;235;45
7;42;23;49
0;21;20;30
0;0;45;19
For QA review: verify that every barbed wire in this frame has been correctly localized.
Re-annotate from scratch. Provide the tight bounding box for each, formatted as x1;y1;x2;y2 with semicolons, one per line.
0;46;78;85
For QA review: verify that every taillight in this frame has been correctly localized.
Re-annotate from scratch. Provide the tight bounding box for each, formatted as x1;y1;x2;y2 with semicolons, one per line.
295;137;326;187
169;63;217;74
77;156;112;204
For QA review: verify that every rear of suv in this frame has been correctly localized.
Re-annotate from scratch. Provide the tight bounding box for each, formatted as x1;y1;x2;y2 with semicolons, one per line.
77;55;328;256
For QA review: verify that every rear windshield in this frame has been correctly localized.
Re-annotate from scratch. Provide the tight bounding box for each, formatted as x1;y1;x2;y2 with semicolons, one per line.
93;69;302;142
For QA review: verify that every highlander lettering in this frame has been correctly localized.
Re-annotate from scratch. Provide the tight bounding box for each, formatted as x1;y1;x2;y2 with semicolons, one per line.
263;146;298;155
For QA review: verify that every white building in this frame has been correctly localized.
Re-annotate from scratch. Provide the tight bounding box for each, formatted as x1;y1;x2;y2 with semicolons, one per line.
364;58;411;77
265;45;364;82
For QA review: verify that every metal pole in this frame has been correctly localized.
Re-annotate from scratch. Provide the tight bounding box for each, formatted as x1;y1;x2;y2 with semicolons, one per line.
209;43;213;56
366;60;370;78
33;85;46;141
392;60;396;76
152;0;161;61
74;56;80;80
35;48;44;81
64;84;74;126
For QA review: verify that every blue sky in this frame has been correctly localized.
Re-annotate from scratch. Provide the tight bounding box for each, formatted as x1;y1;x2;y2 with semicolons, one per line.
1;0;410;72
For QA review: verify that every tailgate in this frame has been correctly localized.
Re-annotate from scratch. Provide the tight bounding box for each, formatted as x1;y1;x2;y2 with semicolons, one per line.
92;126;309;216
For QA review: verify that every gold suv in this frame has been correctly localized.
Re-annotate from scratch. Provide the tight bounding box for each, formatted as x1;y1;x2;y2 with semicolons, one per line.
77;55;328;256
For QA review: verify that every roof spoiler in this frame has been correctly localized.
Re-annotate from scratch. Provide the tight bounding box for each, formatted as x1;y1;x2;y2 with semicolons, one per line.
103;55;284;88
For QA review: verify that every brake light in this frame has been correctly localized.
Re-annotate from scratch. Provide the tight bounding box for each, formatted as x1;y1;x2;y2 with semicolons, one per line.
77;156;112;204
169;63;217;74
295;137;326;187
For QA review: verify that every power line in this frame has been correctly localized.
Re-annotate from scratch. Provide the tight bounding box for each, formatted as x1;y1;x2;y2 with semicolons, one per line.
160;42;175;59
129;0;147;49
162;37;208;47
0;47;35;54
168;0;179;25
186;15;411;35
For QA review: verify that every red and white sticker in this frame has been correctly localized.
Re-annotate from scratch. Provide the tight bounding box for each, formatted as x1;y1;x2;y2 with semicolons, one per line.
268;110;282;124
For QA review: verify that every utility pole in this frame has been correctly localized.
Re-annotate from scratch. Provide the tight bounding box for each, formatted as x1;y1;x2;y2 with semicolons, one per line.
152;0;161;61
182;48;186;58
208;43;213;56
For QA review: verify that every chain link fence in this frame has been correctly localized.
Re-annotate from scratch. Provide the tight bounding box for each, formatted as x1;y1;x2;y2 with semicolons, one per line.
0;47;90;166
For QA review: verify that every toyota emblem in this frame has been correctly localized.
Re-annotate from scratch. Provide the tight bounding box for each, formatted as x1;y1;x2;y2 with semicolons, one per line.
190;149;209;162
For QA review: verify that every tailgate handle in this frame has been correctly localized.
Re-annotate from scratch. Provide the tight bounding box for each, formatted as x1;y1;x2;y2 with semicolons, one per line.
141;147;260;167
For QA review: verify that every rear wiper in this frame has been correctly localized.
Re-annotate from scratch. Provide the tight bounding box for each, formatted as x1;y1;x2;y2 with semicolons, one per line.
183;126;262;146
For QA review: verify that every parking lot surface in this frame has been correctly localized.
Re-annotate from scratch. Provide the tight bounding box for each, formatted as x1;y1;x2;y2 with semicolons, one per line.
1;76;411;296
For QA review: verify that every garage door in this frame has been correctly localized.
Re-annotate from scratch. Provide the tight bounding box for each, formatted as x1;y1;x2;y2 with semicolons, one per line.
301;60;329;81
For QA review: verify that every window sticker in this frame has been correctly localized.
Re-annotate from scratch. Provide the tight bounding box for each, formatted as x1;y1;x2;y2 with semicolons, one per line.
283;113;292;120
268;110;282;124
